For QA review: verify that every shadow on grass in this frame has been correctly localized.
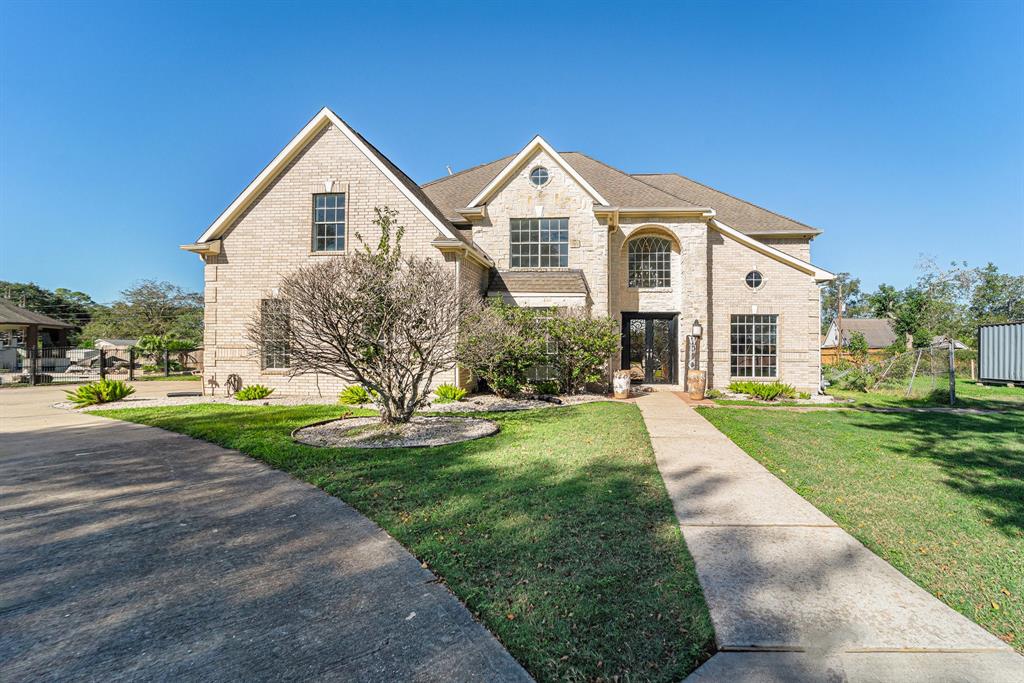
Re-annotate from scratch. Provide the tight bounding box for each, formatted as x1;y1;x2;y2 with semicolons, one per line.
845;410;1024;537
82;402;716;681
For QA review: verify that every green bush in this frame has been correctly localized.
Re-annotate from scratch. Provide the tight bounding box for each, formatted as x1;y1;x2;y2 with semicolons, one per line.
823;361;872;392
543;311;620;394
338;384;378;405
728;380;797;401
432;383;468;404
65;379;135;407
528;380;562;396
457;301;547;397
234;384;274;401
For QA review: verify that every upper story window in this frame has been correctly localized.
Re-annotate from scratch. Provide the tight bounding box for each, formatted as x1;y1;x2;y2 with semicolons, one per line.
529;166;550;187
313;193;346;251
745;270;764;289
510;218;568;268
628;235;671;288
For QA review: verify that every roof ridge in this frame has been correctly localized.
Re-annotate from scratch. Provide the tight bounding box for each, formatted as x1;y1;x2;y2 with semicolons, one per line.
421;154;514;188
562;152;699;207
633;172;817;232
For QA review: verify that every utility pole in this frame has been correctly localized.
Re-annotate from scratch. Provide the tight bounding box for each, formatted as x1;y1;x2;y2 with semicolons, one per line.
948;335;956;406
836;282;844;362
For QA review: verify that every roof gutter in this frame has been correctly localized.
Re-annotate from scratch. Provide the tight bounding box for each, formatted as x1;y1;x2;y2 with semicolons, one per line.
709;218;835;282
430;238;494;268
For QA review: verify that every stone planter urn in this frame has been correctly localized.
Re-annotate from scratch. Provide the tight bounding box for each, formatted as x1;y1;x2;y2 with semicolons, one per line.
687;370;706;400
613;370;632;399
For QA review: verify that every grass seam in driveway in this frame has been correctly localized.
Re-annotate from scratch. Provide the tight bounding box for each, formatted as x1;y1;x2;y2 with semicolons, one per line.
97;401;716;682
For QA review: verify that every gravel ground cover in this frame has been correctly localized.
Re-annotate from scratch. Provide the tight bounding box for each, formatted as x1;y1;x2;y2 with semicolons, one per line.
293;415;499;448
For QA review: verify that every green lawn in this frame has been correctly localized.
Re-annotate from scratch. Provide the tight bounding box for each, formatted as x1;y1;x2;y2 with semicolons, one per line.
97;402;715;681
697;406;1023;651
829;377;1024;411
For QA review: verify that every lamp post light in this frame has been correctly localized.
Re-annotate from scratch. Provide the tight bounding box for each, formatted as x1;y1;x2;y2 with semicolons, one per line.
687;319;706;399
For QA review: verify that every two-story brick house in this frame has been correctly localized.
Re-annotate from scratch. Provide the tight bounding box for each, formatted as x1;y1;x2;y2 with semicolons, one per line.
183;108;833;396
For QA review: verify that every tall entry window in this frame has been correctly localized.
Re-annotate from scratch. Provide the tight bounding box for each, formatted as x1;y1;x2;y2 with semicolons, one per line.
628;235;671;287
260;299;291;369
510;218;568;267
313;193;346;252
730;314;778;377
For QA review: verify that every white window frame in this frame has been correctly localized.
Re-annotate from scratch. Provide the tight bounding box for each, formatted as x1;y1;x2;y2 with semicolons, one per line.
730;314;778;378
312;193;346;252
510;217;569;268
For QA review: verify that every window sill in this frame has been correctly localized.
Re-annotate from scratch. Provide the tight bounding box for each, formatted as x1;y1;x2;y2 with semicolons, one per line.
309;249;347;256
261;368;290;375
628;286;672;292
728;376;779;382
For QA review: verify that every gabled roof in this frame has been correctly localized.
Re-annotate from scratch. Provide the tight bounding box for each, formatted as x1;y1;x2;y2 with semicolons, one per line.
423;149;819;237
465;136;610;208
194;108;483;256
710;219;833;282
0;300;75;328
822;318;898;349
633;173;820;236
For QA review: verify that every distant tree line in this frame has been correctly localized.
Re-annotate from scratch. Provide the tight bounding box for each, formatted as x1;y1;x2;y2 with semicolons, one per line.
821;259;1024;347
0;279;203;347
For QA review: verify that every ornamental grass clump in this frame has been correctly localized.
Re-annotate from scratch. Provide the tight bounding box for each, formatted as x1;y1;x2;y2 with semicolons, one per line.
338;385;378;405
65;379;135;407
432;383;467;404
234;384;275;401
728;380;797;401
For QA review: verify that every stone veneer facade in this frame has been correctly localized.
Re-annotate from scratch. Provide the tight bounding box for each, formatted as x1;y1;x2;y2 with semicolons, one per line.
196;123;824;396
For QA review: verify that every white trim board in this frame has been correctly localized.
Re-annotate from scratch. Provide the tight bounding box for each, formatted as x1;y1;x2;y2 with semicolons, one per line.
709;218;835;282
466;135;610;208
195;108;469;248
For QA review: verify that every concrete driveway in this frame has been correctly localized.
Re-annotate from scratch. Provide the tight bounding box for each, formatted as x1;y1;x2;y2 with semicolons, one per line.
0;383;530;682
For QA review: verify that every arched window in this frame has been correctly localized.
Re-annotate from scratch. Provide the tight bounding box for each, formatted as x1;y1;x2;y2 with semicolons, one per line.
628;235;671;288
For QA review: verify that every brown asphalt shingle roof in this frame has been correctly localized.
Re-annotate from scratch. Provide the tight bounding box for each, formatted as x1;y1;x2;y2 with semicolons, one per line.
824;318;898;349
421;150;820;236
0;300;75;328
488;270;589;295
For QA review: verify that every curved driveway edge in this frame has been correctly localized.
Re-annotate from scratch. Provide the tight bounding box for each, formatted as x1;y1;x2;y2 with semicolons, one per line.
0;383;531;682
634;392;1023;682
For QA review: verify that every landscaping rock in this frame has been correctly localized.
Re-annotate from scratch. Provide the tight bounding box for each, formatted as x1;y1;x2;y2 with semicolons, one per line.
293;415;499;448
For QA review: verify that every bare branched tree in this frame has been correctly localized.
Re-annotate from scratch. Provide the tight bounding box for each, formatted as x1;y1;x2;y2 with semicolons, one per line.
247;207;478;424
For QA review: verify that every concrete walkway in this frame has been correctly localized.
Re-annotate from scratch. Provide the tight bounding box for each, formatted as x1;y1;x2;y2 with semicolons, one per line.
0;383;530;682
636;392;1023;682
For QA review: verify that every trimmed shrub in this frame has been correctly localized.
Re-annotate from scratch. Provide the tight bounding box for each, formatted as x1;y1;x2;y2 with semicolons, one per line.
234;384;274;401
338;385;378;405
528;380;562;396
457;301;547;397
65;379;135;407
728;381;797;401
543;311;620;394
433;383;467;404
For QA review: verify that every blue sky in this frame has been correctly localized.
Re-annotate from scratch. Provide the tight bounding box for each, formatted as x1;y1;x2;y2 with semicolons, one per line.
1;0;1021;303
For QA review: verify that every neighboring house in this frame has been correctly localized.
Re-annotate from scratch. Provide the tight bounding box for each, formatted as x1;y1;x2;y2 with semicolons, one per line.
821;318;902;363
0;300;75;377
182;108;834;395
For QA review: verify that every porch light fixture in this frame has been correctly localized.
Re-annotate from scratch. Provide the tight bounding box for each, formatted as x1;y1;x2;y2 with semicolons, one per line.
692;320;703;338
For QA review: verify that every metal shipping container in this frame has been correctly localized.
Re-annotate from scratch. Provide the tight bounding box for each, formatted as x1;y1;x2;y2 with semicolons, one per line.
977;321;1024;384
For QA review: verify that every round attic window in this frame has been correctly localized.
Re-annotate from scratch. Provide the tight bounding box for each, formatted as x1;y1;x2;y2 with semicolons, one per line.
745;270;764;289
529;166;549;187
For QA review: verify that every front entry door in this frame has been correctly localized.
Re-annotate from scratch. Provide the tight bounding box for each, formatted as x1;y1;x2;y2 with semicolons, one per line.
622;314;678;384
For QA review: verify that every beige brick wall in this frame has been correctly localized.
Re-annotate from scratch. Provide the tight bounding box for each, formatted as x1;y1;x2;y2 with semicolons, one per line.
202;122;461;397
706;231;822;394
468;149;610;315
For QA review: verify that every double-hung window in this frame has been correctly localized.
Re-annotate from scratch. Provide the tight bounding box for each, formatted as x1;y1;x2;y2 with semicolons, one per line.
261;299;290;369
730;314;777;377
510;218;568;268
313;193;346;252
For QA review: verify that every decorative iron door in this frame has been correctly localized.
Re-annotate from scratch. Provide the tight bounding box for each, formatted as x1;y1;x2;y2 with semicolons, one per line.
621;314;678;384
